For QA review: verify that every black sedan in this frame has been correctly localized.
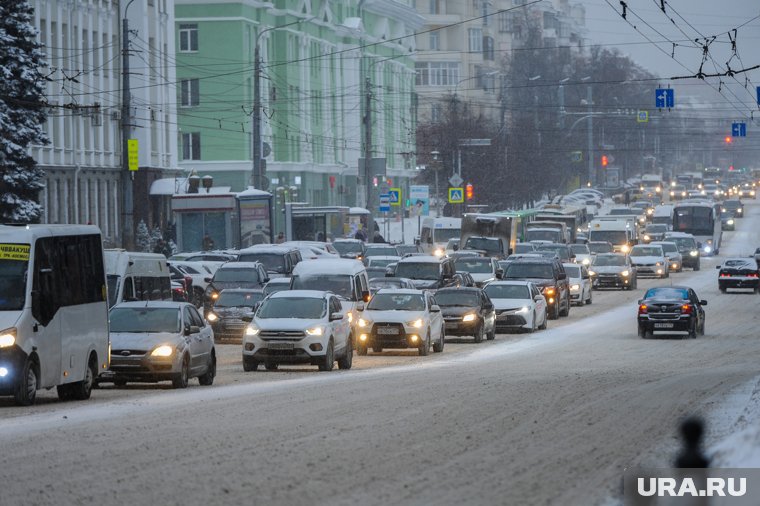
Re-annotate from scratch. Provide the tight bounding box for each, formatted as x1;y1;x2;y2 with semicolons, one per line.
637;286;707;339
717;258;760;293
435;287;496;342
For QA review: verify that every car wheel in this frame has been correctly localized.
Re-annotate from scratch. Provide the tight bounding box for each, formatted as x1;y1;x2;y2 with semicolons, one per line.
586;291;592;305
486;322;496;340
688;320;698;339
357;343;368;356
69;355;97;400
538;310;547;330
474;322;484;343
433;326;444;353
318;339;335;371
418;331;430;356
719;285;726;293
113;378;128;387
372;346;383;353
337;336;353;370
242;357;259;372
198;352;216;385
694;263;700;271
559;299;569;317
265;361;279;371
549;304;559;320
699;320;705;336
14;358;38;406
172;355;190;389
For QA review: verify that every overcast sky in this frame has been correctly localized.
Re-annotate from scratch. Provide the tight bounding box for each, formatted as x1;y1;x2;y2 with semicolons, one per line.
578;0;760;117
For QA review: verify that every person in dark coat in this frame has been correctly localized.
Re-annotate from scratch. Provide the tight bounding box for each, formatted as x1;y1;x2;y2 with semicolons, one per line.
373;231;386;243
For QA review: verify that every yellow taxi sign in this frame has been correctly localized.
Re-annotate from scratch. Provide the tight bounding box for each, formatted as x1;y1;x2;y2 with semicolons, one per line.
0;244;30;261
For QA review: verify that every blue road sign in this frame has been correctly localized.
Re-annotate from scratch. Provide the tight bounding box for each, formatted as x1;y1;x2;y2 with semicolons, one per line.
655;88;674;108
732;122;747;137
389;188;401;206
448;188;464;204
379;193;390;212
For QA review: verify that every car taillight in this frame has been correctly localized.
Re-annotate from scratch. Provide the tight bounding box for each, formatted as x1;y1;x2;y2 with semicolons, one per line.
747;273;759;278
719;273;731;277
681;304;693;315
638;304;648;315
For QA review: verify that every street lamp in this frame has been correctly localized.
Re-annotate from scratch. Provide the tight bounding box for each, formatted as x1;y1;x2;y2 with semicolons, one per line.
252;18;310;190
120;0;137;248
431;150;442;216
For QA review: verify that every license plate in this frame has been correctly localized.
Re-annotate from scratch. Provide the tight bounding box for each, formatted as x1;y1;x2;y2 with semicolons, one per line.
445;322;458;329
654;323;674;329
377;327;399;335
268;342;294;350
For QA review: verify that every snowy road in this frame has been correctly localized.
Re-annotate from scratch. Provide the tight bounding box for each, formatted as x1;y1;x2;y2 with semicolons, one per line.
1;203;759;506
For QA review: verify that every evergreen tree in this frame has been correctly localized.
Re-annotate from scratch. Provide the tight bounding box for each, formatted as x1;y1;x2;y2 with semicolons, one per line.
135;220;151;252
0;0;48;222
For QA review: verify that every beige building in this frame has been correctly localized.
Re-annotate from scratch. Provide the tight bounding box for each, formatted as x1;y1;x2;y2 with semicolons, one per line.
413;0;587;124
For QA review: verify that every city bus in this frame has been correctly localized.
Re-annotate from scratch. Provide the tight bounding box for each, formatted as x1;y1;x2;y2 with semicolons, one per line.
672;202;722;255
0;225;110;405
489;208;544;244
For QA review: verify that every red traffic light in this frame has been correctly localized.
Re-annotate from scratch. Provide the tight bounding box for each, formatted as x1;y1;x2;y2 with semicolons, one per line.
725;136;732;144
465;183;473;200
601;155;608;167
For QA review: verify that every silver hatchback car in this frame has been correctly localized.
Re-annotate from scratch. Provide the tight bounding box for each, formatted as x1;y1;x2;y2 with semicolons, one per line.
105;301;216;389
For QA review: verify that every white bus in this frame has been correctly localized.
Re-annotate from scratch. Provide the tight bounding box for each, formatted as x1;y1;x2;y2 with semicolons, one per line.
672;202;722;255
0;225;109;405
419;217;462;256
104;250;172;308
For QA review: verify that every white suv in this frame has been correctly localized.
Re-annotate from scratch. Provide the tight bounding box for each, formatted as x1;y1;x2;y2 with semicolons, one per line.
243;290;352;372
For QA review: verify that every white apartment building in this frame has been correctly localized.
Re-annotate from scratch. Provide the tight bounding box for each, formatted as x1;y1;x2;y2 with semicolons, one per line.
414;0;586;124
31;0;179;246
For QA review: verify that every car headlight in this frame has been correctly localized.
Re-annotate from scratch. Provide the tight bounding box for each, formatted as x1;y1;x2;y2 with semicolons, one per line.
621;245;630;253
346;312;353;323
245;325;260;336
151;345;174;357
588;270;596;276
206;312;218;322
570;284;580;291
407;318;424;328
516;306;530;314
306;326;324;336
462;313;477;322
690;250;699;257
655;262;663;266
737;209;742;213
0;328;16;348
433;248;444;257
703;245;712;253
727;219;734;225
644;235;651;241
669;192;675;197
357;318;370;328
582;258;590;265
722;208;727;212
621;270;630;277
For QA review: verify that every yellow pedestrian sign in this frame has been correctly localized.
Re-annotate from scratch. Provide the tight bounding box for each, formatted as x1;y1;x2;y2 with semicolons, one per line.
128;139;139;171
448;187;464;204
389;188;401;207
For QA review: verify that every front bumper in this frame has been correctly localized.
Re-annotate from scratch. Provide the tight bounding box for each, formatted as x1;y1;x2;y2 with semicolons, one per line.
210;319;247;342
592;274;632;289
632;264;666;277
243;332;330;364
681;254;700;268
443;317;481;336
495;311;529;331
0;346;29;395
358;323;424;349
104;352;179;382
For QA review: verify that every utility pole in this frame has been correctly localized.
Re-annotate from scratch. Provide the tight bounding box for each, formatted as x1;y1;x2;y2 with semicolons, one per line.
121;0;136;249
586;85;595;186
252;42;262;189
364;75;375;240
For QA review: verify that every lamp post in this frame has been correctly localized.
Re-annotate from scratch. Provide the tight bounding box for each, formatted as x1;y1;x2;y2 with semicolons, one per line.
120;0;136;249
431;150;441;217
252;18;306;189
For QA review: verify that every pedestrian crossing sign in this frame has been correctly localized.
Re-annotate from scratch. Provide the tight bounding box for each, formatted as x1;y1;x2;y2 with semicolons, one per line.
448;187;464;204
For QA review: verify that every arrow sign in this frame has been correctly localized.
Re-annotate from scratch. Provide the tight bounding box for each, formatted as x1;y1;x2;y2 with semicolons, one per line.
449;173;464;188
655;88;674;108
732;122;747;137
448;187;464;204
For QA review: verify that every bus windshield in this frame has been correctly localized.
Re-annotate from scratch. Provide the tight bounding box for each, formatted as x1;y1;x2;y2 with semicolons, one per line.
433;228;461;243
0;259;28;311
589;230;628;245
673;206;714;235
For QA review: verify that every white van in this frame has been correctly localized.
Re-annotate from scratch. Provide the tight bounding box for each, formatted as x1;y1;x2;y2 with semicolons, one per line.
420;217;462;256
0;225;109;405
652;205;674;229
290;259;370;333
104;250;172;308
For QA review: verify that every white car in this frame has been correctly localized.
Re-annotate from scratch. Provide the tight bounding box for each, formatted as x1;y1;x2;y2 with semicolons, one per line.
453;256;502;287
356;289;444;356
563;263;593;306
106;301;216;388
569;243;593;266
366;255;402;270
243;290;352;372
483;280;548;333
629;244;669;278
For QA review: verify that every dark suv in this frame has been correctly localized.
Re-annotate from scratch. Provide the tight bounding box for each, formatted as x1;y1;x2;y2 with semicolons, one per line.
502;259;570;319
391;256;460;290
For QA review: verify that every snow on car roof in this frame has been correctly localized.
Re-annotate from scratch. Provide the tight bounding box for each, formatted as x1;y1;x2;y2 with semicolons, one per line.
292;258;365;275
269;290;329;299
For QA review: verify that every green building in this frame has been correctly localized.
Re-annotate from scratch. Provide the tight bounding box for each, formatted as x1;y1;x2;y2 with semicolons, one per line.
174;0;422;232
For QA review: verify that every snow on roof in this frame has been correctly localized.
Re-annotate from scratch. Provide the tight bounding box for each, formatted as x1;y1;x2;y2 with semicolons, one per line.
349;207;370;215
292;258;365;275
237;186;272;198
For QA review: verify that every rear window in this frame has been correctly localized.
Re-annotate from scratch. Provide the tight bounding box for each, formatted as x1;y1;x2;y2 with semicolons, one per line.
504;263;554;279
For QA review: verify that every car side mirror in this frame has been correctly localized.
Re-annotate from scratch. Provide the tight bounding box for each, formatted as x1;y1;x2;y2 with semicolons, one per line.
715;265;721;269
534;294;543;301
355;302;365;312
430;304;441;312
329;312;344;321
484;303;493;311
185;325;200;336
263;276;270;284
700;300;707;306
241;314;254;323
558;272;567;280
496;268;504;279
362;290;371;303
637;299;643;304
204;277;212;283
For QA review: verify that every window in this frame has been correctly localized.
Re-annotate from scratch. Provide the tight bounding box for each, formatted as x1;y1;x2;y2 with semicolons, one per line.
182;132;201;160
415;62;460;86
179;24;198;52
483;36;494;60
429;32;439;51
180;78;199;107
429;0;440;14
468;28;483;52
431;103;442;123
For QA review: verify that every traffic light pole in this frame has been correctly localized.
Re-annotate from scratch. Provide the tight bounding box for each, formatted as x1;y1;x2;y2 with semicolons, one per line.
364;76;375;240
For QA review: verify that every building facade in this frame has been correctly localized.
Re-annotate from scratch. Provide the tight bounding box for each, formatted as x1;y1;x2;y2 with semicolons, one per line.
413;0;586;124
31;0;179;247
174;0;423;232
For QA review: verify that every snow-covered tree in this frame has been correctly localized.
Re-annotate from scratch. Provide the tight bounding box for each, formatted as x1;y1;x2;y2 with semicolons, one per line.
0;0;48;223
150;226;163;251
135;220;151;252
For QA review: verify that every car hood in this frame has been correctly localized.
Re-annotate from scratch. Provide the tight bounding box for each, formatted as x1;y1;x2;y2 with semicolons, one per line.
212;306;255;319
409;279;439;289
440;306;479;317
629;256;664;264
0;311;22;330
362;310;427;323
253;318;324;332
110;332;182;350
210;280;261;290
491;298;532;311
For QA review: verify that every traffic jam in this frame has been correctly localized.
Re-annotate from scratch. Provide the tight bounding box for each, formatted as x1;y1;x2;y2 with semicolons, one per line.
3;173;758;406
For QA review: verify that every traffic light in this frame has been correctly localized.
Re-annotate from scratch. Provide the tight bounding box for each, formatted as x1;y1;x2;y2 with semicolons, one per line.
601;155;608;167
725;136;732;144
465;183;473;200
